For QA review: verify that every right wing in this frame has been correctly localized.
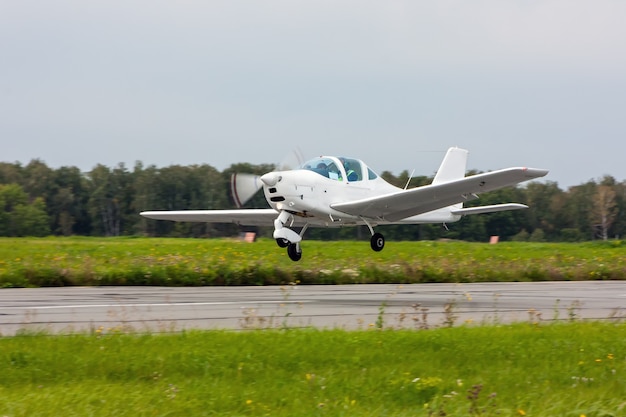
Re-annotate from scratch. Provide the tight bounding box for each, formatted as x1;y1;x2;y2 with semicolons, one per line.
140;209;279;227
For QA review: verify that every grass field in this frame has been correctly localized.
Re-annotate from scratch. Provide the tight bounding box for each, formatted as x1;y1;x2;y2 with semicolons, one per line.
1;323;625;416
2;238;626;415
0;237;625;287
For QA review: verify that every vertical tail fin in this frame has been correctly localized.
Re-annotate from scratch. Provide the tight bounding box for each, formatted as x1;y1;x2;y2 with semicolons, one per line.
432;147;468;185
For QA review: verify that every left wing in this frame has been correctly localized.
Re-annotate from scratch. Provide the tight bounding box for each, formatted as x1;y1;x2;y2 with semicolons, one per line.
140;209;279;226
331;167;548;222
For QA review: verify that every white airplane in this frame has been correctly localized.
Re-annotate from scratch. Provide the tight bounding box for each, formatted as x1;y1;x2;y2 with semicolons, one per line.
141;147;548;261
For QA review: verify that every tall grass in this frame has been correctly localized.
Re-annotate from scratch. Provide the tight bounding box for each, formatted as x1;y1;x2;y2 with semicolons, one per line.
1;323;625;416
1;237;625;287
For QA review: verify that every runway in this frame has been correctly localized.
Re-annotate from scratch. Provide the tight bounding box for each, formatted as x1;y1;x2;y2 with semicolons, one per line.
2;281;626;335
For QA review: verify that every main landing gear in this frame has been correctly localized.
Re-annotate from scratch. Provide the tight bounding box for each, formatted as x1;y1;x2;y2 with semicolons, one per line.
363;217;385;252
370;232;385;252
272;211;387;262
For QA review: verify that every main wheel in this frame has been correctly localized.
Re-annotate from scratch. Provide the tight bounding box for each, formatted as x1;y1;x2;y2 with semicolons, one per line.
276;238;289;248
287;243;302;261
370;232;385;252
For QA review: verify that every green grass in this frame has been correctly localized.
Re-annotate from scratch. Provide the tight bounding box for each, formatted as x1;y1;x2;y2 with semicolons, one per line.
1;323;625;416
1;237;626;287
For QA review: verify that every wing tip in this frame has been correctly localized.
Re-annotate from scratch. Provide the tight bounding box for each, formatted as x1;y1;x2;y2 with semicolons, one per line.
520;167;549;178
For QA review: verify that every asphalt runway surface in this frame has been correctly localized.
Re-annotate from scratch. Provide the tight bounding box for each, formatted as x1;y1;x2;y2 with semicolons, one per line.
2;281;626;335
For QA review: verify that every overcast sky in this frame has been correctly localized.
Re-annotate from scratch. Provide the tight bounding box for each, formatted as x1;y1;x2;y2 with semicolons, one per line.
2;1;625;189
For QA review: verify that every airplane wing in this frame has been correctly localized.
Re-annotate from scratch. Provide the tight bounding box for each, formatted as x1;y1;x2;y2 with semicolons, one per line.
331;167;548;222
140;209;279;226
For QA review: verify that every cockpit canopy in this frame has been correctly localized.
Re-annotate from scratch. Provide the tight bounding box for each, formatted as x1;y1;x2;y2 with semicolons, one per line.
301;156;378;182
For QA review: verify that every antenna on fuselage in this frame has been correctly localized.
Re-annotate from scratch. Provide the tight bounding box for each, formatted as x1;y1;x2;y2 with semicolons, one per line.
403;169;416;190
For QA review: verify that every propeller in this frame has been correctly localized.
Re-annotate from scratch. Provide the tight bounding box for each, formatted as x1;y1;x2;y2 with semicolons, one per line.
230;173;264;208
230;148;305;208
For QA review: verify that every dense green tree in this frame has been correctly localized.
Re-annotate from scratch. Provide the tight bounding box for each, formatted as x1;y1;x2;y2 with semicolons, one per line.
0;184;50;236
132;163;162;236
563;181;597;240
87;164;131;236
612;180;626;240
523;181;564;240
590;183;618;240
49;166;91;235
0;162;24;185
1;158;626;241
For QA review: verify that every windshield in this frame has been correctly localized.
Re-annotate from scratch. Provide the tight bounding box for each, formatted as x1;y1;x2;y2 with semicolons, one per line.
301;157;343;180
302;156;377;181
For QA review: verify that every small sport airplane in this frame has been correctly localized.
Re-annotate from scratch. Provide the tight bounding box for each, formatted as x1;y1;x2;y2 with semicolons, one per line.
141;147;548;261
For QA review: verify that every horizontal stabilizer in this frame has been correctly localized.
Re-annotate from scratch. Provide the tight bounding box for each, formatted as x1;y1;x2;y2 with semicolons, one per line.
450;203;528;216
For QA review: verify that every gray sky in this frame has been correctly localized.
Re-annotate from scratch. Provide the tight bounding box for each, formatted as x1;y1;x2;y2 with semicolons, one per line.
2;1;625;189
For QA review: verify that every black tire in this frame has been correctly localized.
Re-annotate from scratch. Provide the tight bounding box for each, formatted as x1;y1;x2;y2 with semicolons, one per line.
276;238;289;248
370;232;385;252
287;243;302;261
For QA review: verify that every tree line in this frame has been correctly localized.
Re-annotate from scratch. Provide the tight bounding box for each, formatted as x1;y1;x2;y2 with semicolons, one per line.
0;159;623;242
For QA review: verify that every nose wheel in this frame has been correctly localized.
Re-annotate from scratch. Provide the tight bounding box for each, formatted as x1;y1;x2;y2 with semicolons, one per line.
287;243;302;261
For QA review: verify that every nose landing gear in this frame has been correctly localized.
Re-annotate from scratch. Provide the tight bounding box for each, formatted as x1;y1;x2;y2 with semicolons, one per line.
273;210;308;261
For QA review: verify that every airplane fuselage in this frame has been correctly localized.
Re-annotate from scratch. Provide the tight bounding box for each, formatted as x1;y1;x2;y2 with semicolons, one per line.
261;156;461;228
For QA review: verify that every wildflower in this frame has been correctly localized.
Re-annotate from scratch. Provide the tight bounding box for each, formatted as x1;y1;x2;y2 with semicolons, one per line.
517;410;526;416
608;353;615;360
246;400;253;405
